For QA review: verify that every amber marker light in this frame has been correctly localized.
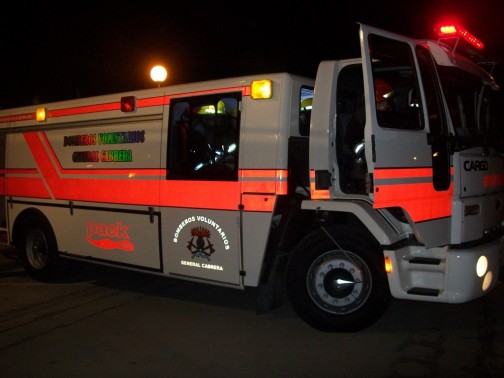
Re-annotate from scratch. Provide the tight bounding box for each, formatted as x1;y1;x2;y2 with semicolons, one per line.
251;80;272;99
36;107;47;122
384;256;393;273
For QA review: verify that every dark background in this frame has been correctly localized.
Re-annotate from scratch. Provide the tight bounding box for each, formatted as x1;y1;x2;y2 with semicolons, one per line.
1;0;503;109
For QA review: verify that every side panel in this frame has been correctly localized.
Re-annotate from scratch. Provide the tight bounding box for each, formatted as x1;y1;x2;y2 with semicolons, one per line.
10;202;162;271
5;116;164;266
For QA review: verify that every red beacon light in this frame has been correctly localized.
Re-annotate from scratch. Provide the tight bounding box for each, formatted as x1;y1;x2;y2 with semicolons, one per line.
436;23;485;50
121;96;136;112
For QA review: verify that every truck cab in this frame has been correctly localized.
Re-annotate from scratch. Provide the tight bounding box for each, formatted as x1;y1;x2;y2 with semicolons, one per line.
286;24;504;331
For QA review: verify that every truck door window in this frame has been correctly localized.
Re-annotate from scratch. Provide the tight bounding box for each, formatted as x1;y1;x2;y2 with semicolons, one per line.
368;34;423;131
167;94;240;181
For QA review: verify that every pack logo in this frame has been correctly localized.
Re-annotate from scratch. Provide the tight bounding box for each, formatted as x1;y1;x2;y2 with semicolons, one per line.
85;221;134;251
187;226;215;260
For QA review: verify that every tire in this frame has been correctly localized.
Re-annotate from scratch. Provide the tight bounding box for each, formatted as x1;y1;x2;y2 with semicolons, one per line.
286;225;390;332
19;218;61;282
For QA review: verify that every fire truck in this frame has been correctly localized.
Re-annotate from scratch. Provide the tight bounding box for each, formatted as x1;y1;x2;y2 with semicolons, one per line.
0;24;503;331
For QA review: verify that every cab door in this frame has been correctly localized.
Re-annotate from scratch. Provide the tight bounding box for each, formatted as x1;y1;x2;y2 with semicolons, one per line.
360;24;452;247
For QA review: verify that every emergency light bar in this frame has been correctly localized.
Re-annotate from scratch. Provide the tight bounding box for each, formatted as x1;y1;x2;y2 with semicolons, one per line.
436;24;484;50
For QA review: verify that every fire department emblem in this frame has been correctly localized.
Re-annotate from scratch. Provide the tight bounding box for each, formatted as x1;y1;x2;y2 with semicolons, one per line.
187;226;215;260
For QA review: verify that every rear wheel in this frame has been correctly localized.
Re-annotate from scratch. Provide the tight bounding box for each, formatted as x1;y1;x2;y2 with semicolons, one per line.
19;218;61;282
286;225;390;332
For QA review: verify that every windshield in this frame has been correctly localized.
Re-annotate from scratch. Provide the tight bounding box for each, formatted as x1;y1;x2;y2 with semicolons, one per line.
437;65;504;150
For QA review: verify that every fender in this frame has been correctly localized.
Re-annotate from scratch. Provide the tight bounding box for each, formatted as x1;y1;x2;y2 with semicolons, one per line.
301;198;406;247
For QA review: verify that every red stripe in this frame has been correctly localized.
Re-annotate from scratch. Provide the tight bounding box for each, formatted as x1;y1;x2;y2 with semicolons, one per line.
374;182;452;221
6;177;51;199
160;181;236;210
7;175;279;211
373;167;453;222
49;102;120;117
484;174;504;188
0;85;250;125
18;132;283;211
137;96;166;107
0;113;36;123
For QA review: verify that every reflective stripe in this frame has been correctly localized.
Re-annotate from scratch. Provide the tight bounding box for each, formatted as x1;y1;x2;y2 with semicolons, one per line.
6;177;51;199
241;169;288;194
159;180;236;209
484;174;504;188
9;132;285;212
49;102;120;117
374;168;453;222
0;113;36;123
3;168;50;198
0;86;249;125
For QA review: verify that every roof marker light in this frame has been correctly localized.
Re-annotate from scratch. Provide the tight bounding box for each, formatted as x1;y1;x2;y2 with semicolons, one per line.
437;24;485;50
36;107;47;122
251;80;272;99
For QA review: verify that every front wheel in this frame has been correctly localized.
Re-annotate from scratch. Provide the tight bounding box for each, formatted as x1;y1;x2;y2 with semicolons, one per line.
19;218;61;282
286;225;390;332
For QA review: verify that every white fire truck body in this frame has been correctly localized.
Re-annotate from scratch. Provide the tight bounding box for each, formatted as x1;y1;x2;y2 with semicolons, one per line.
1;72;305;289
0;24;502;331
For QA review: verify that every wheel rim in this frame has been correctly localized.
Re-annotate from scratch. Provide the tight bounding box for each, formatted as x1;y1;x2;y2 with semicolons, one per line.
26;229;49;270
306;250;372;315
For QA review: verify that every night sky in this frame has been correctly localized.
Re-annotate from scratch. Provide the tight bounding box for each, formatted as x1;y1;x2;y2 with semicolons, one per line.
1;0;503;109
